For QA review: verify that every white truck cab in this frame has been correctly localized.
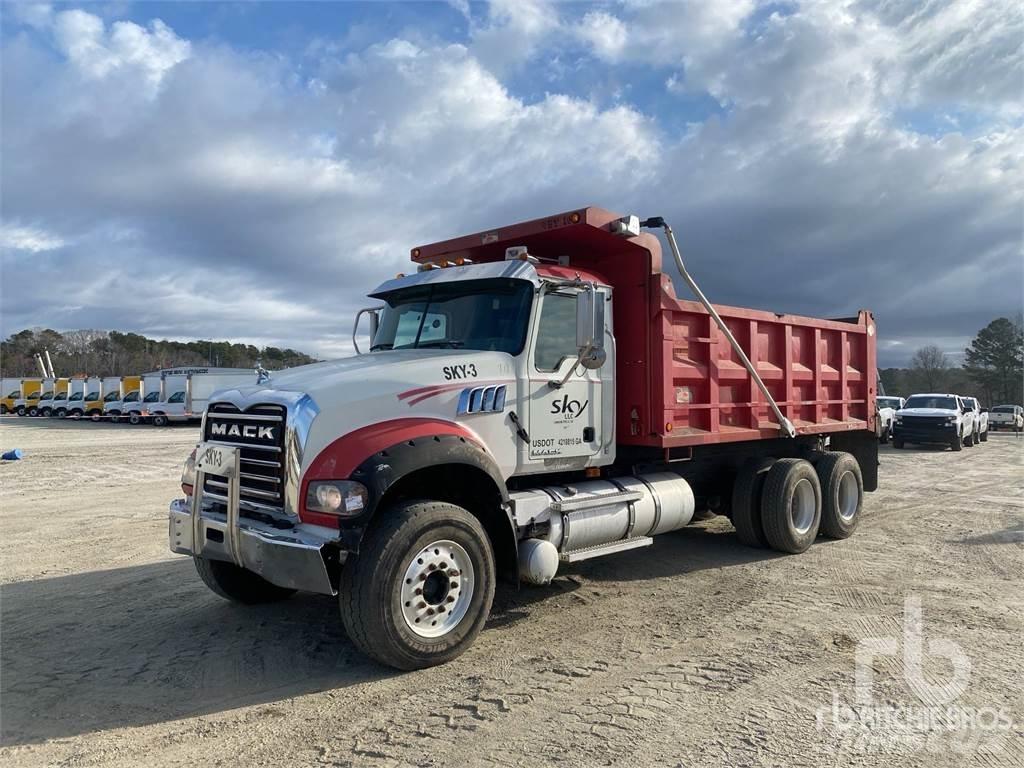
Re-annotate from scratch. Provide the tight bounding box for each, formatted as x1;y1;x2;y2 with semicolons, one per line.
893;393;975;451
56;378;86;417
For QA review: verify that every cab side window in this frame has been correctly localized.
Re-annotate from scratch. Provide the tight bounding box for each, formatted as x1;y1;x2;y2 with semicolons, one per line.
534;293;578;371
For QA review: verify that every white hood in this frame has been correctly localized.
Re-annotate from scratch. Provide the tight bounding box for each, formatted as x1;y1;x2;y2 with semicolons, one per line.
898;408;957;417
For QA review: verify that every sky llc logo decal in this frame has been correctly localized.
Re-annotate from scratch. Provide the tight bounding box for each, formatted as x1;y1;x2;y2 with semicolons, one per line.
817;595;1013;756
550;395;588;421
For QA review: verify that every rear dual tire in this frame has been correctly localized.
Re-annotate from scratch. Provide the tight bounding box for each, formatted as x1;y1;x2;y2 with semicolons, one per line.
761;459;822;554
731;458;775;548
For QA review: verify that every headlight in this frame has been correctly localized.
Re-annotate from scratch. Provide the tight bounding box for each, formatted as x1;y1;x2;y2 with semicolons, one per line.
895;417;903;424
945;416;956;424
305;480;369;517
181;447;197;496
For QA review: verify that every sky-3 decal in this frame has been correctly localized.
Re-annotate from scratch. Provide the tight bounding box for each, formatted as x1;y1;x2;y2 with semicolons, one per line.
442;364;478;380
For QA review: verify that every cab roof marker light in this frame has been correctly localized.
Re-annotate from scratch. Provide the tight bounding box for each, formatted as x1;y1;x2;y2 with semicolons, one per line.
611;215;640;237
505;246;538;264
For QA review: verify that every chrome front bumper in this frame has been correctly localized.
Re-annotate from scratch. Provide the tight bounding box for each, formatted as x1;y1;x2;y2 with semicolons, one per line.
169;498;339;594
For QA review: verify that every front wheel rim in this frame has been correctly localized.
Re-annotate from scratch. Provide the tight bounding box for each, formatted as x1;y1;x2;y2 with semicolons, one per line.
400;539;475;639
791;478;816;534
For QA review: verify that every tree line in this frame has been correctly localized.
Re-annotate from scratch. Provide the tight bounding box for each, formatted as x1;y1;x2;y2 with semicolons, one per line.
879;317;1023;406
0;328;318;379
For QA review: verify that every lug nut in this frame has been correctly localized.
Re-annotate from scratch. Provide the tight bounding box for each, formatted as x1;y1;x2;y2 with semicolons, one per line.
414;588;422;595
426;608;435;615
448;570;460;577
446;596;455;603
417;602;426;609
450;581;458;589
419;573;427;581
437;606;445;613
428;563;436;571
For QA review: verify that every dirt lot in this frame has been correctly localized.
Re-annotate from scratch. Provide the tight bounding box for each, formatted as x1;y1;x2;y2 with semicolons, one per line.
1;418;1021;767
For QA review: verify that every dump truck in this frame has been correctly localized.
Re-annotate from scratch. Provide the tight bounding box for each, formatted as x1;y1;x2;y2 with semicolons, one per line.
169;207;879;670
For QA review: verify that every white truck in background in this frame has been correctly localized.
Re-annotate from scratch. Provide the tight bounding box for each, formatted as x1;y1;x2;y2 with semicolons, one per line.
56;378;87;418
150;369;256;426
66;377;105;420
124;373;165;425
989;405;1023;432
960;397;988;442
1;378;21;414
876;396;905;443
103;375;144;421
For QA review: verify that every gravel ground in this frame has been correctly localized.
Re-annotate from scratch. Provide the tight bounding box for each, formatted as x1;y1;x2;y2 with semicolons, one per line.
1;418;1022;767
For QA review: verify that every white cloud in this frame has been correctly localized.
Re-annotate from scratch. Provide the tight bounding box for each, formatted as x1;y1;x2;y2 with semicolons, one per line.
53;10;189;91
0;225;66;253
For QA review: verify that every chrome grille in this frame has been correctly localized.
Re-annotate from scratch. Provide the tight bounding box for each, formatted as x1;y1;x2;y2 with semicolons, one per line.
203;403;285;511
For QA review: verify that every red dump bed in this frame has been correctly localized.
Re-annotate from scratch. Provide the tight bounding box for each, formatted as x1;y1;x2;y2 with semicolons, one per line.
413;206;877;450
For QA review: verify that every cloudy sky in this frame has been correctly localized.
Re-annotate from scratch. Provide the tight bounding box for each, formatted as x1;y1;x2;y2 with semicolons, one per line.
1;0;1021;366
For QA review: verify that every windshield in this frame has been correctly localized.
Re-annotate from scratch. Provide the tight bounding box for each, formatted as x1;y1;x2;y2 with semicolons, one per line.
69;392;83;401
54;393;66;400
904;396;957;410
371;278;533;354
7;389;19;398
993;406;1015;413
144;391;161;402
878;398;902;409
85;392;99;401
168;391;185;403
39;392;53;401
961;397;977;409
124;391;140;402
104;391;120;401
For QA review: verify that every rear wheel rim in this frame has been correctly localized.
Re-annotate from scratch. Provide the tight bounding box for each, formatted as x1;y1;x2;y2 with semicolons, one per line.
837;470;859;522
400;539;475;639
791;478;816;534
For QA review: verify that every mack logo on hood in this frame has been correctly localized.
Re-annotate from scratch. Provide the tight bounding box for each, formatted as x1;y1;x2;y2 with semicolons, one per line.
210;422;276;441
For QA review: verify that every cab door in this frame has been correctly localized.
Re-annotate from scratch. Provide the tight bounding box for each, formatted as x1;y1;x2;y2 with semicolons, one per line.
522;287;609;472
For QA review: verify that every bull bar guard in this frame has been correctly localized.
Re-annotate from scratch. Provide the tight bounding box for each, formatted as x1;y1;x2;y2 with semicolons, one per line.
169;443;338;595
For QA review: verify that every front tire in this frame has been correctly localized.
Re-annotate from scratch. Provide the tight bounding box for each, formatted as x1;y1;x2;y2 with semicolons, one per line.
152;414;168;427
55;408;66;418
340;500;496;670
16;406;26;416
88;409;102;422
815;452;862;539
194;557;295;604
128;412;142;425
950;432;963;452
761;458;822;554
979;428;988;442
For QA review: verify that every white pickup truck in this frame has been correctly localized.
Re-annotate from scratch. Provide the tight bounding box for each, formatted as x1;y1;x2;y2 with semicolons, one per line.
876;396;905;443
960;397;988;443
893;393;975;451
989;405;1023;433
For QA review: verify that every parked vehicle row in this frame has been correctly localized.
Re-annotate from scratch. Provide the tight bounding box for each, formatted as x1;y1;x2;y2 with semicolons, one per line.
0;368;257;425
890;392;995;451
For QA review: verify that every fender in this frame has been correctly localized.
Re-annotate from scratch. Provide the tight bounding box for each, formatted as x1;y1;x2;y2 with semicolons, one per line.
301;419;511;541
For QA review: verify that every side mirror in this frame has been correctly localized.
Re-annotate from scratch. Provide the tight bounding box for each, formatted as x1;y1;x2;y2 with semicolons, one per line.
352;307;381;355
575;286;606;370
